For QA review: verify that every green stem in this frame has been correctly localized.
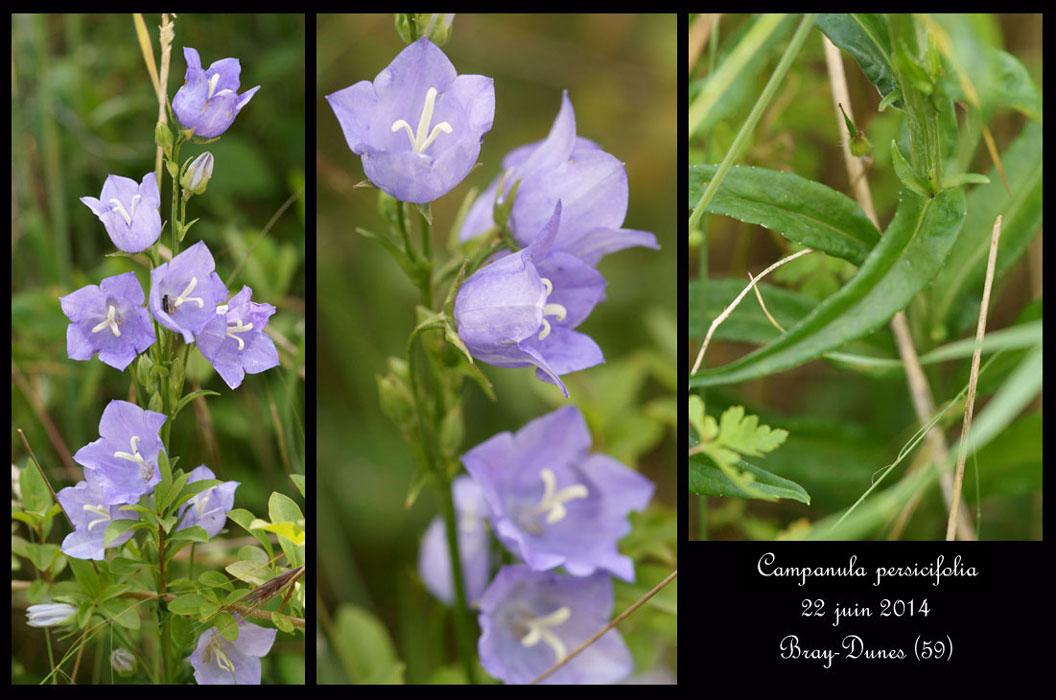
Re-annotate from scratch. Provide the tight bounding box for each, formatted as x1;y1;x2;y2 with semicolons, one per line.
688;13;816;234
439;473;478;684
170;141;182;256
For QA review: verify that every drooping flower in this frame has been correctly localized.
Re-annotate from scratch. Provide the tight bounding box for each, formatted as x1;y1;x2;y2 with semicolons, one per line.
59;271;156;371
172;48;260;139
477;565;633;685
418;475;491;606
149;240;229;343
56;470;138;560
175;465;239;538
459;91;658;265
25;603;78;628
72;400;167;506
462;405;653;581
194;286;280;389
189;613;277;685
454;202;606;398
80;172;162;252
326;36;495;203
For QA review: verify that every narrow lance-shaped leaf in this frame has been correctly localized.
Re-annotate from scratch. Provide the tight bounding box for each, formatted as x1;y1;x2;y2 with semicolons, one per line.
689;164;881;266
689;456;811;505
817;14;900;107
692;188;967;387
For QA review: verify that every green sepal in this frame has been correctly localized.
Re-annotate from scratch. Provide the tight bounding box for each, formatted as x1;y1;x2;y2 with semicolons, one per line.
891;140;934;196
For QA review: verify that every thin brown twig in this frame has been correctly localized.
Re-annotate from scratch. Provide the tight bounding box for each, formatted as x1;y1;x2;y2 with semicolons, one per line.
691;249;813;374
946;216;1002;540
822;34;975;540
749;271;786;333
531;569;677;684
16;429;74;529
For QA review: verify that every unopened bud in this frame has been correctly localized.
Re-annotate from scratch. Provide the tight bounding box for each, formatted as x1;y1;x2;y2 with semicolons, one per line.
111;648;136;674
181;152;214;196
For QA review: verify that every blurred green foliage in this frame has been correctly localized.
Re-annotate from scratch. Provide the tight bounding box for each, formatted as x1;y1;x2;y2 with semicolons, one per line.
317;13;676;683
11;13;305;683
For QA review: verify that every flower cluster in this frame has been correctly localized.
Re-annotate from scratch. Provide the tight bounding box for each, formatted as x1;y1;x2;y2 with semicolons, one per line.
419;406;653;684
45;43;282;685
333;32;657;686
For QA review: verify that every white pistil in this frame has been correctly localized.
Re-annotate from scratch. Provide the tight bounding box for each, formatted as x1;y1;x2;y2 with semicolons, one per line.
207;73;221;99
82;504;111;531
172;277;205;309
107;194;141;225
91;305;122;337
520;606;572;663
113;435;154;482
535;468;588;524
226;320;254;351
391;87;453;154
536;277;568;341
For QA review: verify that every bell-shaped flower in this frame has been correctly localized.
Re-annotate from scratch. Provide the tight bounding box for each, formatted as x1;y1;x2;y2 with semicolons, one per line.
459;91;658;265
462;405;653;582
454;202;606;398
194;285;280;389
326;36;495;203
418;475;491;606
80;172;162;253
56;470;138;560
59;271;155;371
175;465;239;538
173;47;260;139
189;613;277;685
477;565;633;684
26;603;78;628
149;240;229;343
72;400;167;506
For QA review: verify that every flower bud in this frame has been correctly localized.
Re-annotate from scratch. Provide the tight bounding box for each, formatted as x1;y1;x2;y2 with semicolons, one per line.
422;14;455;46
181;152;214;196
26;603;77;628
155;121;174;157
111;647;136;674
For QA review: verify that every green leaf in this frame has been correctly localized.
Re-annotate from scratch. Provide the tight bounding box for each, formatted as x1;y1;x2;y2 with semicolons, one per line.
688;164;880;265
817;14;900;106
170;479;223;511
226;560;272;586
67;557;100;597
689;455;810;504
103;519;141;548
172;390;221;420
268;491;304;525
170;526;210;543
272;611;296;634
25;542;60;571
334;604;405;684
929;121;1043;340
157;470;189;514
228;508;274;557
213;611;240;641
249;519;305;546
168;592;205;616
108;557;147;575
100;597;141;630
289;474;306;499
891;140;933;196
19;462;52;514
691;188;966;387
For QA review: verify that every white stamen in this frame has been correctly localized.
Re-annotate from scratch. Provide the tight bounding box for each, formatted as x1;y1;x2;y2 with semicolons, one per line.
108;198;132;225
91;305;122;337
113;435;154;482
541;278;553;296
173;276;205;309
391;87;453;154
207;632;237;678
207;73;221;100
542;303;567;322
192;492;209;517
537;278;568;339
226;320;254;351
83;504;111;531
520;606;572;663
535;468;589;524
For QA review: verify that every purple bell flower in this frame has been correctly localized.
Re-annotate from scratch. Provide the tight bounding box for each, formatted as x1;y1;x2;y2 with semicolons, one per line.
189;613;277;685
326;36;495;203
459;91;658;265
172;47;260;139
194;285;280;389
454;202;606;398
59;271;155;371
175;465;238;538
72;400;167;506
80;172;162;252
149;240;229;343
462;405;653;582
478;565;633;685
417;475;491;606
56;470;138;560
